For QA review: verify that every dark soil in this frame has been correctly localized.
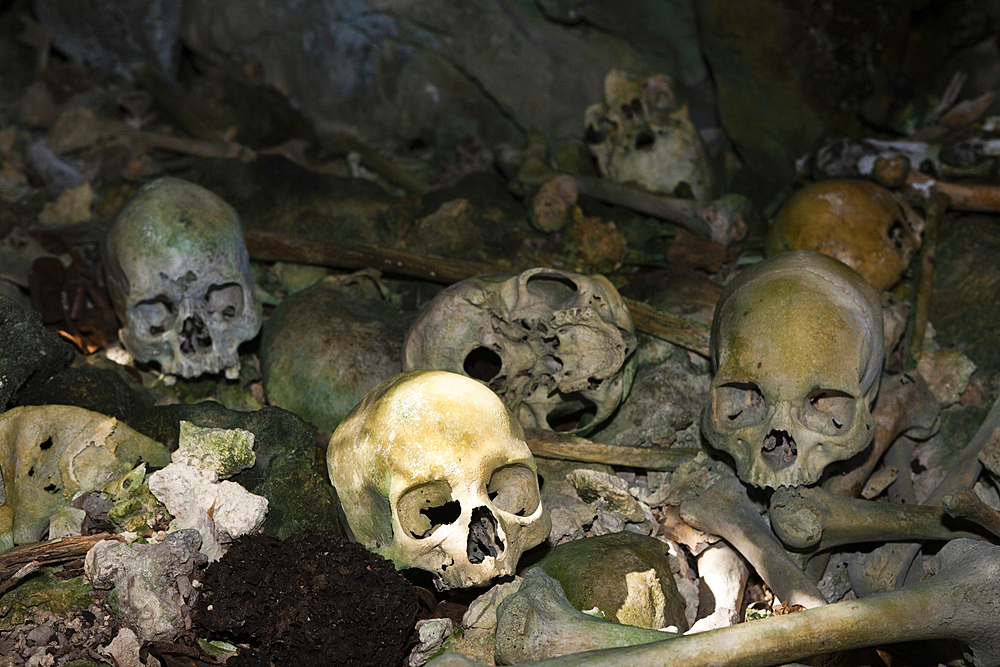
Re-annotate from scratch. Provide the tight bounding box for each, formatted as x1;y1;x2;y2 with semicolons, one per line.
195;531;418;667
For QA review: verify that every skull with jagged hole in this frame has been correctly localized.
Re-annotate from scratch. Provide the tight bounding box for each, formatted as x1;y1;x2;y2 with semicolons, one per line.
327;370;551;590
584;69;714;201
702;251;884;488
103;178;261;379
403;268;637;436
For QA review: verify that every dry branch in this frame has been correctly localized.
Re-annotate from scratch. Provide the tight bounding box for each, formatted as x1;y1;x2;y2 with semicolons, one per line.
244;231;711;355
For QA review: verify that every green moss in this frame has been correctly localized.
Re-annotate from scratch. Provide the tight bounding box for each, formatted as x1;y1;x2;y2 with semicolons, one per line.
0;570;92;629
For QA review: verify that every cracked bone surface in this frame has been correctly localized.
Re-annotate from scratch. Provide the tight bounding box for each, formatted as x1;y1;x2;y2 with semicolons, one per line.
431;539;1000;667
679;474;826;609
403;267;637;436
327;370;550;590
770;484;984;553
102;177;262;379
701;250;884;488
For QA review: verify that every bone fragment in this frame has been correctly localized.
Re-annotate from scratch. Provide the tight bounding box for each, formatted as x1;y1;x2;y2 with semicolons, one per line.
524;428;698;471
567;175;749;246
432;539;1000;667
678;475;826;608
823;372;938;498
244;231;712;355
850;391;1000;593
494;567;674;664
770;484;983;553
943;488;1000;539
905;170;1000;212
687;543;747;634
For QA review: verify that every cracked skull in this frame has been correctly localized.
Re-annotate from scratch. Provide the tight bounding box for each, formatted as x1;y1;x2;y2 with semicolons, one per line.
403;268;637;435
103;177;262;379
584;69;714;200
327;370;551;590
702;251;884;488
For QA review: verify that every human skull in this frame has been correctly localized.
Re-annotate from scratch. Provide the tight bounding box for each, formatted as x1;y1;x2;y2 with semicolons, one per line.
327;370;551;590
766;179;924;290
584;69;714;201
103;178;262;379
403;268;637;435
702;251;884;488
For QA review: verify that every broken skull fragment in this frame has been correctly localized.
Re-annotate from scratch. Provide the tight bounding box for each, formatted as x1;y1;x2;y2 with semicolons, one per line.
102;177;262;380
702;250;884;488
327;370;551;590
404;267;637;436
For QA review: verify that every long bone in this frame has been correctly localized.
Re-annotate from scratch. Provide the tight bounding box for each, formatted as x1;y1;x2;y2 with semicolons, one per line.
943;488;1000;539
678;474;827;608
430;539;1000;667
770;484;985;553
850;392;1000;594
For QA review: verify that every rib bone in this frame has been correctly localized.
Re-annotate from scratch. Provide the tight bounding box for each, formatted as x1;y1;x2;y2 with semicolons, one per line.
430;539;1000;667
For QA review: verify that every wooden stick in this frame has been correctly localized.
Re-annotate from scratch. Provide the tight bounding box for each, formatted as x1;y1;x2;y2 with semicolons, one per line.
0;533;123;581
525;428;699;471
244;231;712;356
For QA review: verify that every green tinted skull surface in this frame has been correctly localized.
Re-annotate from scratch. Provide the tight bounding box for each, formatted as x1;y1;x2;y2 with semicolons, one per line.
103;178;261;379
702;251;884;488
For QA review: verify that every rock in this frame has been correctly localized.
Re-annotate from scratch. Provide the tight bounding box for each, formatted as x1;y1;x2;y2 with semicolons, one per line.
181;1;697;151
33;0;183;78
174;421;256;478
528;531;689;632
929;214;1000;392
174;402;343;540
0;570;92;630
99;627;142;667
0;296;74;411
147;463;268;559
86;529;206;643
407;618;454;667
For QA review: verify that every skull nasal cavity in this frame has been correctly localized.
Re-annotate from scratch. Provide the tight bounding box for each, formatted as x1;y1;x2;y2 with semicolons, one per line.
761;429;798;471
464;347;502;382
467;506;504;564
634;129;655;150
179;314;213;355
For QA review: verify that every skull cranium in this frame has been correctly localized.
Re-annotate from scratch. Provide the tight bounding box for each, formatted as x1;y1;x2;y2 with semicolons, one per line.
102;178;262;379
402;268;637;435
702;251;884;488
327;370;551;590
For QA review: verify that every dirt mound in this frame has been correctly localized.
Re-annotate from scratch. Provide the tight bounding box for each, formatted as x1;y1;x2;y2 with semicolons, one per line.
196;531;418;666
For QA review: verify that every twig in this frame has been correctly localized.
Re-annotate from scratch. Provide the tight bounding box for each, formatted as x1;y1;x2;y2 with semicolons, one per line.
244;231;712;356
0;533;124;581
103;122;255;162
524;428;699;471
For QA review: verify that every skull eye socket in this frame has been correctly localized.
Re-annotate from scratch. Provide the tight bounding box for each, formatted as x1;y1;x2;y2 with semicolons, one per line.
714;382;766;428
486;464;540;517
802;389;856;435
205;283;245;319
397;481;460;539
133;296;175;336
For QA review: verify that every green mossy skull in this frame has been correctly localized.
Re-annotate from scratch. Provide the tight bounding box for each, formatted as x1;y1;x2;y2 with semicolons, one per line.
702;251;884;488
103;178;262;379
